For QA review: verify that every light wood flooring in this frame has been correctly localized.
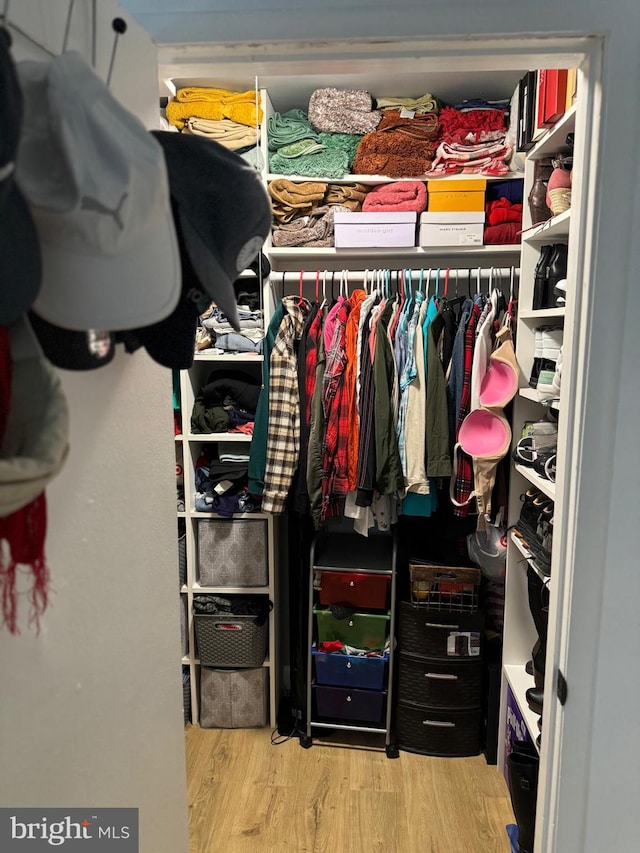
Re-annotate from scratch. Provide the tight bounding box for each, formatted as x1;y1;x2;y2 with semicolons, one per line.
185;725;514;853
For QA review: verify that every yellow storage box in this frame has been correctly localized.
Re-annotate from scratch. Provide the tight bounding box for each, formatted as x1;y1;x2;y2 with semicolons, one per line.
427;179;486;213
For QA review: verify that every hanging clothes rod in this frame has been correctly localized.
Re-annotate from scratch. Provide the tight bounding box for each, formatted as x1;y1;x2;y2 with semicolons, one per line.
274;268;519;283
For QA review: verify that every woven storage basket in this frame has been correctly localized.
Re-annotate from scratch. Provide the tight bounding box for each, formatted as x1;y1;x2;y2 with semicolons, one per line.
198;519;267;587
200;667;268;728
409;563;481;610
178;533;187;587
398;601;484;660
548;187;571;215
397;653;483;709
194;611;268;667
396;702;482;757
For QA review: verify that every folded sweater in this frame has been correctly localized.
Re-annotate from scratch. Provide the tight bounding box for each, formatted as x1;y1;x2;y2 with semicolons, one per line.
166;88;262;129
308;87;381;135
362;181;427;213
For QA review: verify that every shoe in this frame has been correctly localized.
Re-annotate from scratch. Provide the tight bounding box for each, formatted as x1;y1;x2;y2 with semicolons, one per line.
532;245;554;311
529;328;544;387
554;278;567;307
545;244;568;306
528;158;554;226
526;686;544;715
507;749;539;853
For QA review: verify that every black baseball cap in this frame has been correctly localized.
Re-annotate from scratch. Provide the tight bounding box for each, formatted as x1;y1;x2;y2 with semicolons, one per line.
0;27;41;324
28;312;115;371
151;131;272;332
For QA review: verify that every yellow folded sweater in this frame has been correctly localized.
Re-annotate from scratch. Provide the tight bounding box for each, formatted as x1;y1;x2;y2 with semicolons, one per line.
166;88;263;129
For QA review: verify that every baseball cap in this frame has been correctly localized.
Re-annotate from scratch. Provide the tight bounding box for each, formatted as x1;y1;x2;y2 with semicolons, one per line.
15;51;181;332
151;131;272;331
28;312;115;371
133;200;206;370
0;27;41;324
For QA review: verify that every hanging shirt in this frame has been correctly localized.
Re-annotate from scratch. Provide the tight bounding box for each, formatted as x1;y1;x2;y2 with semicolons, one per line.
356;297;379;507
471;289;498;411
397;293;424;478
262;295;311;514
405;296;429;494
291;303;320;514
426;305;453;478
345;289;367;491
452;299;483;516
373;300;404;496
447;298;474;444
248;300;286;495
321;299;350;521
323;295;344;354
307;321;326;529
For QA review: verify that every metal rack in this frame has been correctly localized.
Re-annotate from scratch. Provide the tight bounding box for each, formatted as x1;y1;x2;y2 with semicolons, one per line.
300;529;399;758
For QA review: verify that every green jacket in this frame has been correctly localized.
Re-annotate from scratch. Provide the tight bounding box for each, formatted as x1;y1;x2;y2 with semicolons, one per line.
373;300;405;495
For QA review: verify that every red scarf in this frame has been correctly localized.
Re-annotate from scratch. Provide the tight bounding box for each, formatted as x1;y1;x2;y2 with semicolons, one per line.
0;326;49;634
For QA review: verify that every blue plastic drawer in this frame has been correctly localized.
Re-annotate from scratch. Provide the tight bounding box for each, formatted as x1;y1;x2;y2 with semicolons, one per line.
314;685;386;723
313;648;388;690
314;609;390;650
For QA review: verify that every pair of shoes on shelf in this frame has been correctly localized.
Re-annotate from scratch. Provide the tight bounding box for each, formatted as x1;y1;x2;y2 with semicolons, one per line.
533;244;568;310
529;327;563;389
513;490;554;576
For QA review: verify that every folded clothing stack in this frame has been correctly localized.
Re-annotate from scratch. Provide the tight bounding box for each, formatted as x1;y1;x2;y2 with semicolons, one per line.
272;204;350;248
427;106;511;177
308;87;381;135
191;371;261;435
375;93;439;113
269;120;363;179
193;450;260;516
182;117;259;151
166;87;262;130
202;305;264;342
269;179;371;222
352;111;439;177
362;181;427;213
484;198;523;244
268;179;327;223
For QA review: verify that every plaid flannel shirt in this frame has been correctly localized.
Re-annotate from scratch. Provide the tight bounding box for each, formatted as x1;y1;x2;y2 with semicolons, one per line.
453;301;482;516
262;295;311;514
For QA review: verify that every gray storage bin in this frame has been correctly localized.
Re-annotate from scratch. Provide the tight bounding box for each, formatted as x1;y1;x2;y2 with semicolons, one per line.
197;519;267;587
200;667;268;728
194;611;268;667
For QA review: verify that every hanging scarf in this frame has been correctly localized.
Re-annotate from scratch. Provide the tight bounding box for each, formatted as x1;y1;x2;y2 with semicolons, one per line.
0;327;49;634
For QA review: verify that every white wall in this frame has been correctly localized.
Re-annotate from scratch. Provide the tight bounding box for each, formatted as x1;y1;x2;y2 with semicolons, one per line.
122;1;640;851
0;4;189;853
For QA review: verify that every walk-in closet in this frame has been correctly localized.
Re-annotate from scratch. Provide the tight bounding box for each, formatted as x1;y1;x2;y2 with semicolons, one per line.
2;3;639;853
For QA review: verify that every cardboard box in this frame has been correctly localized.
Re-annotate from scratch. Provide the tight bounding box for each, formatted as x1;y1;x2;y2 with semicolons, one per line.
420;212;485;247
333;211;417;248
566;68;578;111
427;179;486;213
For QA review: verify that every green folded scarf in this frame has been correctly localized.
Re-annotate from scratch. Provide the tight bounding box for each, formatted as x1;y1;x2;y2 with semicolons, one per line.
269;148;350;179
268;109;319;150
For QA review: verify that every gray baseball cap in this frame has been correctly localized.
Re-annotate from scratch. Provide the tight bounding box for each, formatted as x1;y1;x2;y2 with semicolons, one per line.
15;51;181;331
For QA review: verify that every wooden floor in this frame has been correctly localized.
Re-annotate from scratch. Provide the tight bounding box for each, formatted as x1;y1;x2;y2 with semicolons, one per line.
185;725;514;853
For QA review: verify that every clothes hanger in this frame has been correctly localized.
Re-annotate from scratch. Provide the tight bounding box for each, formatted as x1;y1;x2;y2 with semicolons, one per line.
320;269;328;310
314;270;320;305
298;270;305;301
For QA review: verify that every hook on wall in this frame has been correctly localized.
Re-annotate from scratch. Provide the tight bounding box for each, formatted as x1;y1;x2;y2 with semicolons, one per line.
106;16;127;88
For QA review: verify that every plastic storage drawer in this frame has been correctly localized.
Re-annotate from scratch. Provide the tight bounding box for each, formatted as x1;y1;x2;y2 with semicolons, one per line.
313;648;388;690
197;519;268;587
396;702;482;757
314;609;390;649
398;602;484;660
314;685;386;723
199;667;268;728
314;570;390;608
194;612;268;667
397;653;483;709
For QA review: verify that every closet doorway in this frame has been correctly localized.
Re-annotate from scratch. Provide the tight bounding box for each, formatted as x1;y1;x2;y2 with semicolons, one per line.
160;31;603;853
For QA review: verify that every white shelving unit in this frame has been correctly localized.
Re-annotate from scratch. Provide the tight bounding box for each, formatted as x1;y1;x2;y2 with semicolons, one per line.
498;105;573;765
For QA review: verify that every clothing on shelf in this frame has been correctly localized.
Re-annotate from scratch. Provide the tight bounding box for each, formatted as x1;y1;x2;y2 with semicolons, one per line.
166;87;263;130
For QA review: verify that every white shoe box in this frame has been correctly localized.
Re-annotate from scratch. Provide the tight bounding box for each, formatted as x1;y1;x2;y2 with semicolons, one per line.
419;211;485;247
334;211;417;248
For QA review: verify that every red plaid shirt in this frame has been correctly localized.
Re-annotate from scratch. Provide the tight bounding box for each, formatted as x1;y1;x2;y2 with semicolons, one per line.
321;300;350;521
453;301;482;516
